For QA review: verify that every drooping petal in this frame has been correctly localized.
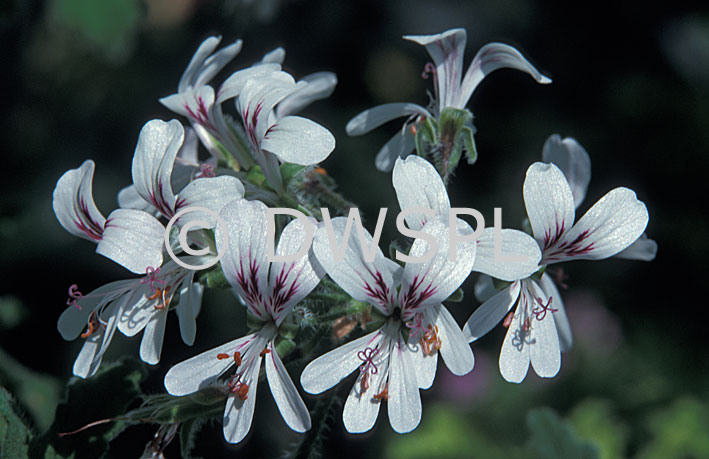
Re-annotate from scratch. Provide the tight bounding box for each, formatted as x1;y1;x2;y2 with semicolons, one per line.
399;217;475;312
216;200;270;319
269;217;324;325
346;103;428;136
527;281;561;378
407;336;437;389
524;162;576;250
131;119;185;218
312;218;400;315
615;233;657;261
387;335;422;434
473;228;542;281
117;289;152;337
176;175;245;228
459;42;551;109
261;115;335;165
222;352;262;444
164;334;256;396
52;160;106;242
539;274;572;352
96;209;165;274
498;306;531;383
544;187;649;263
433;304;474;375
392;155;450;231
375;128;416;172
73;301;121;378
342;367;386;433
176;281;202;346
139;308;169;365
265;341;311;433
217;63;281;103
301;328;384;395
276;71;338;119
463;281;521;342
541;134;591;209
178;36;242;92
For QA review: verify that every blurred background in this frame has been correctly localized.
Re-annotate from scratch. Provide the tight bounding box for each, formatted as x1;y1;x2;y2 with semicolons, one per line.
2;0;708;457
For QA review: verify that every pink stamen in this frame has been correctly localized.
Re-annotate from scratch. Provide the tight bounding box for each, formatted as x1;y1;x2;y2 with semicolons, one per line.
66;284;83;310
405;312;426;340
357;347;379;375
532;297;558;321
141;266;165;294
196;163;215;178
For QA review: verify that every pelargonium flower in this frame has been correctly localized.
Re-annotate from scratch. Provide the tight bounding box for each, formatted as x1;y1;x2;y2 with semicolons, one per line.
464;150;649;382
164;200;323;443
347;28;550;171
301;216;475;434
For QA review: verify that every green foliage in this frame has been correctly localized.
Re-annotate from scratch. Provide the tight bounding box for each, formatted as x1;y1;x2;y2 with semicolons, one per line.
638;397;709;459
0;296;27;330
526;408;599;459
0;387;34;458
570;399;628;459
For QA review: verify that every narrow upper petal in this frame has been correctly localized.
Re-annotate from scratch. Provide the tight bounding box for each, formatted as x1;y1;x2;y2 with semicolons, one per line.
217;63;281;103
265;341;311;433
392;155;450;231
52;160;106;242
375;128;416;172
524;162;576;250
459;42;551;109
473;228;542;282
117;185;156;213
542;134;591;209
463;281;521;342
276;71;338;119
615;233;657;261
433;304;474;375
96;209;165;274
191;39;243;90
261;115;335;165
387;335;422;433
346;103;428;136
178;36;221;92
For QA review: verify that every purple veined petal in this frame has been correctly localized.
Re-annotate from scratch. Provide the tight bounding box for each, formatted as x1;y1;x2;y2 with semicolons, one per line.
178;36;222;93
131;119;185;218
164;334;257;396
615;233;657;261
96;209;164;275
473;274;497;303
523;162;576;251
265;341;311;433
473;228;542;281
237;72;299;142
159;93;191;118
404;28;467;111
176;176;245;228
458;42;551;109
216;200;270;319
301;327;385;394
261;115;335;166
261;46;286;64
387;333;422;433
527;280;561;378
346;103;429;136
542;134;591;209
117;185;157;213
268;217;324;325
52;159;107;242
544;187;649;264
399;217;476;312
222;342;264;444
192;39;243;90
393;155;450;231
375;128;417;172
176;126;200;166
433;304;474;375
176;280;202;346
217;63;281;103
139;307;169;365
463;281;521;343
276;71;338;120
312;217;400;315
539;273;572;352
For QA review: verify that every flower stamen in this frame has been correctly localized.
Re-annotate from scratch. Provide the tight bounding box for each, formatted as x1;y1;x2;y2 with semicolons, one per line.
420;325;442;355
66;284;83;310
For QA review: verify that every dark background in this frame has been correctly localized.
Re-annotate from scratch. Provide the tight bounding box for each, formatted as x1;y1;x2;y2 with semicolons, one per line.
2;0;708;457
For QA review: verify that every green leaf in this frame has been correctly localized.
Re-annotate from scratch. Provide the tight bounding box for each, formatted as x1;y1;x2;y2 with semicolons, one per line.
281;163;307;187
525;407;599;459
289;391;342;459
570;399;629;459
462;126;477;165
445;287;464;303
179;418;204;459
0;296;28;330
638;397;709;459
0;387;34;458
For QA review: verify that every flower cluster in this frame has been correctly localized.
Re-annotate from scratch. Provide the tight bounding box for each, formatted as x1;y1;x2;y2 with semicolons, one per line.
53;29;655;446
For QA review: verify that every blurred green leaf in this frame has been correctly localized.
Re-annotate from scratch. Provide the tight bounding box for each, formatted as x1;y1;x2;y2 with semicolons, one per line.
0;295;28;330
526;407;598;459
0;386;34;458
638;397;709;459
570;399;628;459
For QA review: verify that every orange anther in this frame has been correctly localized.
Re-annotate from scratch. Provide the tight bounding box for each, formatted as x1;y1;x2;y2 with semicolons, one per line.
502;311;514;328
236;383;249;400
360;372;369;393
233;351;242;366
372;383;388;402
217;353;230;360
522;317;531;332
150;286;172;310
420;325;442;356
314;167;327;175
80;312;99;339
260;348;270;357
410;124;417;135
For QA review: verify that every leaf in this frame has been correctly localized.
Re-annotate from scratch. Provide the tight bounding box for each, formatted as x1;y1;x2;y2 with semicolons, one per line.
0;387;34;458
0;296;28;330
526;407;599;459
570;399;629;459
638;397;709;459
288;391;342;459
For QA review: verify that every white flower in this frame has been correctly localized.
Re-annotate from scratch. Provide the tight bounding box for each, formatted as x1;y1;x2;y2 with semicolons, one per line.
301;215;475;434
463;147;650;382
346;28;550;171
164;200;323;444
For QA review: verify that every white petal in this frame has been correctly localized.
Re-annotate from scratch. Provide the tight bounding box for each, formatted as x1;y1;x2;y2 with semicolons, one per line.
261;115;335;165
139;308;168;365
346;103;428;136
222;353;262;444
276;71;338;119
176;176;245;228
73;301;121;378
131;119;184;218
96;209;164;274
176;282;202;346
312;218;399;314
545;187;649;263
473;274;497;303
434;304;474;375
58;279;133;340
387;336;422;433
463;281;521;342
216;200;270;319
375;128;416;172
238;72;298;140
498;308;531;383
342;370;384;434
615;233;657;261
301;328;384;394
261;46;285;64
52;160;106;242
164;334;255;396
179;36;239;92
473;228;542;281
459;42;551;109
117;289;152;337
117;185;156;213
408;339;437;390
528;281;561;378
542;134;591;209
540;274;572;352
217;63;281;103
265;342;311;432
392;155;450;230
191;39;243;89
524;162;576;250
